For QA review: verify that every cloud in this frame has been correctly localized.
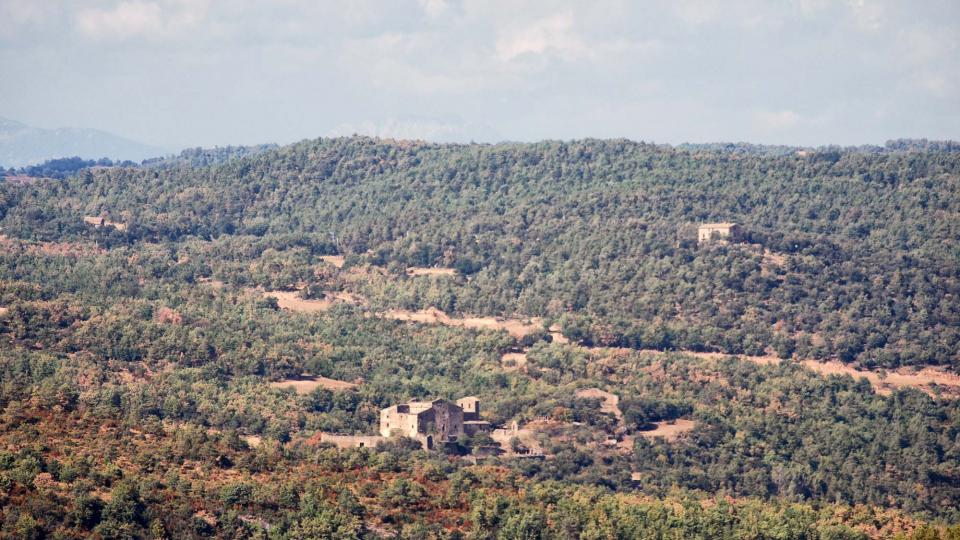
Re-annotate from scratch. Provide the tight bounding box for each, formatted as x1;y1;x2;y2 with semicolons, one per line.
671;0;723;27
418;0;449;19
492;9;661;69
495;12;586;62
0;0;53;25
0;0;60;41
76;0;207;41
752;109;803;131
3;0;957;147
846;0;885;32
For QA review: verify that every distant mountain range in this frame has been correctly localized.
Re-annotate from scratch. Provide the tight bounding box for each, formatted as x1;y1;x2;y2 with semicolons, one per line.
0;117;162;168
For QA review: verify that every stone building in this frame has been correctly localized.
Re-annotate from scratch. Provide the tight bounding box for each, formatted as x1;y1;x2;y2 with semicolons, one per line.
380;398;464;448
379;396;494;449
698;222;742;244
317;433;385;449
457;396;492;436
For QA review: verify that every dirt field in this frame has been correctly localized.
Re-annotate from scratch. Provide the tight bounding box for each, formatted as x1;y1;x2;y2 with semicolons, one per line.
638;419;695;441
269;376;357;394
406;267;457;277
264;289;365;313
576;387;623;422
319;255;345;268
501;352;528;371
380;308;543;339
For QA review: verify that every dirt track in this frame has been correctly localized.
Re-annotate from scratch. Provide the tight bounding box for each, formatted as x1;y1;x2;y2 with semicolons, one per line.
615;348;959;397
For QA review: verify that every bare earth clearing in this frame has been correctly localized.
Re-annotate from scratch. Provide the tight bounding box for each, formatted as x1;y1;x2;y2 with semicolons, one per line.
380;307;543;339
264;289;365;313
406;267;457;277
319;255;345;268
269;376;357;394
638;419;696;441
548;324;569;344
242;435;263;448
576;387;623;422
501;352;528;371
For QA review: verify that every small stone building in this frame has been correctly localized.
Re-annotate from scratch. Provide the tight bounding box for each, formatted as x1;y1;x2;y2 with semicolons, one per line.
698;222;742;244
317;433;385;449
457;397;480;420
457;396;492;435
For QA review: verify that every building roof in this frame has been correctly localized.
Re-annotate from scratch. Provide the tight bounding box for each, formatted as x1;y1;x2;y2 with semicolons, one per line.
383;398;453;415
699;222;738;229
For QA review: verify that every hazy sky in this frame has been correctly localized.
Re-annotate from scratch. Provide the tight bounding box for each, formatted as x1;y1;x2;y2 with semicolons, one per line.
1;0;958;150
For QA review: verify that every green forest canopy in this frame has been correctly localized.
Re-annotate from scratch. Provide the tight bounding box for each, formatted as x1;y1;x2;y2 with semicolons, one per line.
2;137;957;370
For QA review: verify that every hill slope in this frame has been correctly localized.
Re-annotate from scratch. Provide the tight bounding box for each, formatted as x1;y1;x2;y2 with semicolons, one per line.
0;117;161;167
1;137;958;370
0;136;959;537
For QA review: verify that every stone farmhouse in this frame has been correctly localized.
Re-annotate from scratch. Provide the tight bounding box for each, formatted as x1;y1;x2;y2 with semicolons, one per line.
698;222;742;244
379;396;491;449
315;396;493;450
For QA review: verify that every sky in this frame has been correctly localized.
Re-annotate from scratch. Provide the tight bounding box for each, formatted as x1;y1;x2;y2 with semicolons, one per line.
1;0;958;150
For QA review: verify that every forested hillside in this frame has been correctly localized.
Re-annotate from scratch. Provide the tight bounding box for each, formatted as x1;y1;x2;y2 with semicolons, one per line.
3;137;957;370
0;137;958;538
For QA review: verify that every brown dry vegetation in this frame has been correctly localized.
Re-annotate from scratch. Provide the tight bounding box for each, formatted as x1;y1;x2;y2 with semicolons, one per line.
0;234;104;257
